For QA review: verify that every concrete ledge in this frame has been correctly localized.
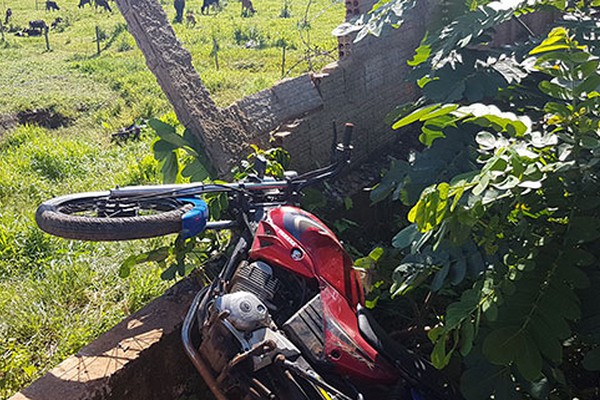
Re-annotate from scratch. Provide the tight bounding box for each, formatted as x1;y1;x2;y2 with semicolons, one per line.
10;274;210;400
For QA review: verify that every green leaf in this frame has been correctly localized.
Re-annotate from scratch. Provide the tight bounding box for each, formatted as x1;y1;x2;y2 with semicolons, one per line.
182;128;201;158
147;247;170;263
392;104;441;129
419;124;446;146
161;263;178;280
160;152;179;184
530;43;570;55
529;27;569;55
530;317;562;363
369;247;384;262
153;139;178;160
476;131;497;149
482;326;520;365
182;159;210;182
472;173;490;196
583;347;600;371
119;257;133;278
431;334;452;369
544;102;571;118
515;333;543;381
445;287;480;329
574;74;600;97
483;301;498;321
149;119;186;147
461;363;516;400
392;224;423;249
420;104;459;121
408;44;431;66
354;256;375;271
449;257;467;285
424;78;466;103
539;80;572;101
459;319;475;356
566;216;600;244
431;262;450;291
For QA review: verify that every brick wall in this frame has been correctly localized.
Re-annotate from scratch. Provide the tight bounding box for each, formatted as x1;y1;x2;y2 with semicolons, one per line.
226;0;433;171
225;3;555;172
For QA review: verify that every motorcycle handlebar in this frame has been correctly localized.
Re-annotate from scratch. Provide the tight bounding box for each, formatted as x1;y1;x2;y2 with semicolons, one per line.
343;123;353;148
110;123;354;202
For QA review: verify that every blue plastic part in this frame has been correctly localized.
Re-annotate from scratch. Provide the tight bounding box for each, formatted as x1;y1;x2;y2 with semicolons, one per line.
181;198;209;239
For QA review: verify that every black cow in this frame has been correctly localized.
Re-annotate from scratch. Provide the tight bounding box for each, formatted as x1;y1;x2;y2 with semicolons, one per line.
29;20;48;30
241;0;255;16
186;10;196;27
95;0;112;12
4;8;12;25
174;0;185;22
45;1;60;11
51;17;64;29
201;0;219;14
78;0;92;7
27;19;48;36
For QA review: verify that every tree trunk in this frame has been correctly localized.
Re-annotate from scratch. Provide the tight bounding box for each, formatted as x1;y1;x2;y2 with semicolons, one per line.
112;0;250;176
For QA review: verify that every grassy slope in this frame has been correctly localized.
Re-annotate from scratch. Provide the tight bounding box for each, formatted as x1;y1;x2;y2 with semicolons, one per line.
0;0;342;397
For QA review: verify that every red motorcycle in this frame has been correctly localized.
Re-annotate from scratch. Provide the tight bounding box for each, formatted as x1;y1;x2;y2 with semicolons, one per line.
36;124;460;400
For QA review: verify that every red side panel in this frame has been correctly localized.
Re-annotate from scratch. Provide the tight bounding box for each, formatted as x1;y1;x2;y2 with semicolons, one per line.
321;286;397;383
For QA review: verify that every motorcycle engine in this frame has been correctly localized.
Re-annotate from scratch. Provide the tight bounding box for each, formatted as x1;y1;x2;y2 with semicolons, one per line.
199;261;309;383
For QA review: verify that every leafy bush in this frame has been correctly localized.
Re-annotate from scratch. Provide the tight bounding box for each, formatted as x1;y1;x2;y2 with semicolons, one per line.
353;1;600;398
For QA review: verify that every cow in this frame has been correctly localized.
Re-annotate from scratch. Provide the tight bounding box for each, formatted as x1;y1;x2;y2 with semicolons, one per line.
4;8;12;25
174;0;185;22
186;10;196;27
27;19;48;36
201;0;218;14
241;0;255;16
78;0;92;7
95;0;112;12
45;1;60;11
51;17;64;29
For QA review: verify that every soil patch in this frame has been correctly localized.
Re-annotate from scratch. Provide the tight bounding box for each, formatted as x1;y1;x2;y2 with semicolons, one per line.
0;109;73;138
0;113;18;136
17;108;72;129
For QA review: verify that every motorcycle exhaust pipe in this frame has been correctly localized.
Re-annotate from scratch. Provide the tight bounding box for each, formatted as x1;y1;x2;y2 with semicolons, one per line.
182;287;228;400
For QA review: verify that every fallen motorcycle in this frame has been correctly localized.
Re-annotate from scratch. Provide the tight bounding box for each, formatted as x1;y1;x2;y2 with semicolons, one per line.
36;124;460;400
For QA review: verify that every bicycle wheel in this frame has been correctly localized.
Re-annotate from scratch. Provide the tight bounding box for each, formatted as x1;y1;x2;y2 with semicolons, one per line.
35;191;194;241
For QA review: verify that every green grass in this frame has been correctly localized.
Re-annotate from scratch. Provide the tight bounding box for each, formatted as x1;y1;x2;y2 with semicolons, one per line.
0;0;342;397
0;124;172;398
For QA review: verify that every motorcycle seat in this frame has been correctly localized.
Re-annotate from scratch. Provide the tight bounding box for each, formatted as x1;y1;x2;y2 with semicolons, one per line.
356;304;462;400
356;304;429;381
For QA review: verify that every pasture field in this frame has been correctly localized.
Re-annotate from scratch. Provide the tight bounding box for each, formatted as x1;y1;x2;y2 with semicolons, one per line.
0;0;343;397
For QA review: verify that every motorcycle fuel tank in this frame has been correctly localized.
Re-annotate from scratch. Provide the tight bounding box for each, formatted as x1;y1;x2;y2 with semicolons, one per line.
249;206;364;308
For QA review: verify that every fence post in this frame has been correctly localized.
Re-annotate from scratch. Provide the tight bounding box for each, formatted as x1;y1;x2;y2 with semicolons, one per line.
211;36;219;70
96;26;101;55
44;27;50;51
281;43;286;78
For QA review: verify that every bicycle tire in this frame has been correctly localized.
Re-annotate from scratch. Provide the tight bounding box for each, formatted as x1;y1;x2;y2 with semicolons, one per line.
35;191;194;241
